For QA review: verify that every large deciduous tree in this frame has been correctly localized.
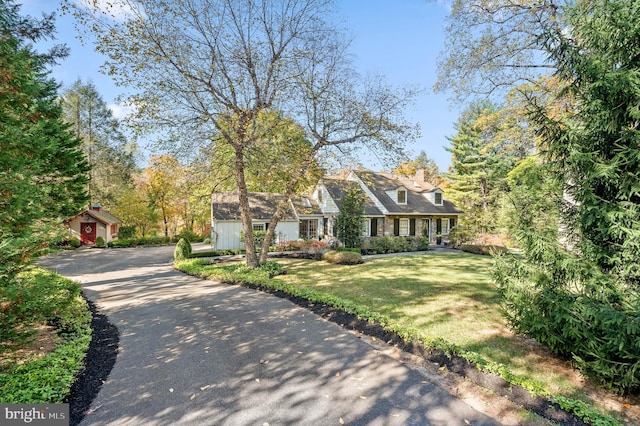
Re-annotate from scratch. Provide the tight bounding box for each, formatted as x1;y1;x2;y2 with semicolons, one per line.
59;79;137;207
0;1;89;281
436;0;566;101
66;0;418;267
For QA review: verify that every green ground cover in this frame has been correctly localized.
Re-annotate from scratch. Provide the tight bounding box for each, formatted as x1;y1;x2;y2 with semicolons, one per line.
0;267;92;403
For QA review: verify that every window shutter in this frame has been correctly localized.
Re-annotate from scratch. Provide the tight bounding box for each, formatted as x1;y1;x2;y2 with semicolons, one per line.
393;218;400;236
436;218;442;234
371;218;378;236
409;218;416;236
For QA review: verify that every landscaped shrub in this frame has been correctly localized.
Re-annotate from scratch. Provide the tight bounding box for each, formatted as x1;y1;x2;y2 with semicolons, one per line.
323;250;363;265
69;237;80;248
118;226;136;240
176;229;204;243
95;236;105;248
107;236;171;247
174;238;192;261
362;236;431;255
460;244;508;256
306;240;329;260
495;245;640;394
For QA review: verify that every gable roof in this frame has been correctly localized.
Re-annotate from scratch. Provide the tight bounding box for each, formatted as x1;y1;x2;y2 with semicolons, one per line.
212;192;320;221
68;208;122;225
290;195;323;216
353;171;463;215
322;178;384;216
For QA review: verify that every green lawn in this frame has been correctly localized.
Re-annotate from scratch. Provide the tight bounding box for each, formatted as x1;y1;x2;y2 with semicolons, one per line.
275;252;577;395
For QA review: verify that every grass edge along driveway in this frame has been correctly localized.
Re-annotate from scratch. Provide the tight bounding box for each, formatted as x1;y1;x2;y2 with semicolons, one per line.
176;252;623;425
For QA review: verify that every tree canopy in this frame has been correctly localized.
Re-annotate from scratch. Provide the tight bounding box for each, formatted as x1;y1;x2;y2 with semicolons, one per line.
66;0;419;266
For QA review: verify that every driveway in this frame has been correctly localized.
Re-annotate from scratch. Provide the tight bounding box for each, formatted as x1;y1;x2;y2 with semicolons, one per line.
39;246;501;425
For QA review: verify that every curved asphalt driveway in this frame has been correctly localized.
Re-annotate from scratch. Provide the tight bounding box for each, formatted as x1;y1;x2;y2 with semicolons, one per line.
39;246;500;426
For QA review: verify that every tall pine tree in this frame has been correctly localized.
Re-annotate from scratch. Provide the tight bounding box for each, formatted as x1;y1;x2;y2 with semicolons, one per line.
60;79;136;207
445;101;511;236
0;1;89;281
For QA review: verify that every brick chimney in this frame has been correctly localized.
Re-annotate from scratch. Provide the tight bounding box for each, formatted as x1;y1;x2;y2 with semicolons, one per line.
91;203;103;212
414;169;427;183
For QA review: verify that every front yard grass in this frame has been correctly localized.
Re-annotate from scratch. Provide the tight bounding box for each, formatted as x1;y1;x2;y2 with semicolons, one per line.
176;252;628;425
277;252;572;391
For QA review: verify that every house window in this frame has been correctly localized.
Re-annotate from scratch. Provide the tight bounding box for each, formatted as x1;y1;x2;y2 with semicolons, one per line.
442;218;450;234
362;220;370;237
397;188;407;204
399;218;409;236
435;192;443;205
253;223;265;231
299;219;317;239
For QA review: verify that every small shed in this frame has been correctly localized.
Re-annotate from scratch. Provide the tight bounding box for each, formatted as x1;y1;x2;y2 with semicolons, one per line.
67;203;122;245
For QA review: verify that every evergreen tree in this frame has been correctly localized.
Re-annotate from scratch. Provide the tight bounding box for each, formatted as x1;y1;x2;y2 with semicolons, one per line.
445;101;512;236
60;79;136;207
495;0;640;392
335;186;366;248
0;1;89;281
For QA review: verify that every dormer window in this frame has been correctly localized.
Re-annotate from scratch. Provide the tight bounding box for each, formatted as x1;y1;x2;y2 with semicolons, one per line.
435;192;442;205
397;188;407;204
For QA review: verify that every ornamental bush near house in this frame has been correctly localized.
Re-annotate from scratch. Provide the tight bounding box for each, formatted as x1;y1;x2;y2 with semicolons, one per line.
362;236;431;255
69;237;80;248
95;236;105;248
173;238;192;261
323;250;363;265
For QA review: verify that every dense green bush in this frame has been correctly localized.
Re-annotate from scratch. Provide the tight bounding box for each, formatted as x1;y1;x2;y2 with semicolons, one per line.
118;226;136;239
495;241;640;394
323;250;363;265
174;238;192;261
362;236;430;255
108;236;171;247
69;236;80;248
95;236;105;248
0;268;91;403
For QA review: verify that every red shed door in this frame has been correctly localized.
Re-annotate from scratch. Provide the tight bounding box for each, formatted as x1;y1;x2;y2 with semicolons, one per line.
80;222;97;245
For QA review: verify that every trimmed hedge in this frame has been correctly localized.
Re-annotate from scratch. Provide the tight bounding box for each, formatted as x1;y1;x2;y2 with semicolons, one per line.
323;250;363;265
361;235;430;255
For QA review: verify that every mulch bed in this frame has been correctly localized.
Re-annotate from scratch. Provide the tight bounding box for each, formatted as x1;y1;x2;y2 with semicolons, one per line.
65;297;119;426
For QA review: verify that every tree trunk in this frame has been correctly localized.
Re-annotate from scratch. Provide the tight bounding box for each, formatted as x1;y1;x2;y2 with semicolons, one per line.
235;148;258;267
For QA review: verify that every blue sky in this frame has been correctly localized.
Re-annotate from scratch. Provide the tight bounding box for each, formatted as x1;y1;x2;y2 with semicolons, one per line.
21;0;460;172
